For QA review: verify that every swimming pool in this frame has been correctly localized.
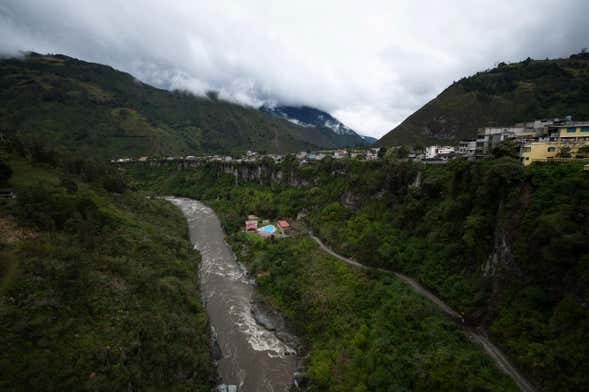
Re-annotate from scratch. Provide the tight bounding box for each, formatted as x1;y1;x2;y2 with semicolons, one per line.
258;225;276;234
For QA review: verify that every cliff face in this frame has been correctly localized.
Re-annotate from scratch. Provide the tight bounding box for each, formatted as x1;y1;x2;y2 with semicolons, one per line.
132;159;313;187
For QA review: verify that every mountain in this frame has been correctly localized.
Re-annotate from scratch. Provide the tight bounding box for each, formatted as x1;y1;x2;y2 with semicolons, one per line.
0;53;364;158
261;105;373;146
360;135;378;144
378;52;589;146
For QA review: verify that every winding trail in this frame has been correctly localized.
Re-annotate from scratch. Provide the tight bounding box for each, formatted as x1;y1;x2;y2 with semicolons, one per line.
309;233;537;392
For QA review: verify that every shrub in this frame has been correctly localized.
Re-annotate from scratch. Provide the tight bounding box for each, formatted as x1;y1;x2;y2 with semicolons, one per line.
0;160;12;184
102;176;127;194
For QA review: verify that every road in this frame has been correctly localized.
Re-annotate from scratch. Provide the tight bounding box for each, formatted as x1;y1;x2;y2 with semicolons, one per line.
309;233;537;392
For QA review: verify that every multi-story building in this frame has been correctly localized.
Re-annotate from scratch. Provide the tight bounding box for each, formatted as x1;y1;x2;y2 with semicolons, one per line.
475;126;534;155
520;121;589;166
458;140;477;157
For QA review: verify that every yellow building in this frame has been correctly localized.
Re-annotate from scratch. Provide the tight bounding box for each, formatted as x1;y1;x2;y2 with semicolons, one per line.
519;122;589;166
557;124;589;139
521;140;589;166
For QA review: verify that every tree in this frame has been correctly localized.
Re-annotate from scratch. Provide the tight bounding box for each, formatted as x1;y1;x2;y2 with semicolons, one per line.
556;146;572;158
492;140;520;159
576;145;589;158
395;145;409;159
377;147;387;159
102;176;127;193
0;160;12;185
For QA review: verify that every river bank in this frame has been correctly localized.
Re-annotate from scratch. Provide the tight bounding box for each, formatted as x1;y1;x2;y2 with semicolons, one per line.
166;197;300;392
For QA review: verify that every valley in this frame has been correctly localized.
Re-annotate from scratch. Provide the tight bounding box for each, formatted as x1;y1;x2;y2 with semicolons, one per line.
125;156;589;391
1;49;589;392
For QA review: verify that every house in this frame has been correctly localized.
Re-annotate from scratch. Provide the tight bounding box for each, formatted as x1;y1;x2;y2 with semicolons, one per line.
245;220;258;231
520;140;589;166
475;126;539;156
520;117;589;166
520;121;589;166
458;140;477;157
425;145;455;160
554;122;589;141
475;127;525;155
333;150;348;159
437;146;455;156
277;220;290;232
425;146;437;159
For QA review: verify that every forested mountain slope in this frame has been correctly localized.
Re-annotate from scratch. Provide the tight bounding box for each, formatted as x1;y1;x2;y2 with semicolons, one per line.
0;142;214;390
378;52;589;146
0;53;358;159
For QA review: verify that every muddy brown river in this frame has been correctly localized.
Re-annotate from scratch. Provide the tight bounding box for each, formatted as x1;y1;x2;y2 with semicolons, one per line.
167;197;299;391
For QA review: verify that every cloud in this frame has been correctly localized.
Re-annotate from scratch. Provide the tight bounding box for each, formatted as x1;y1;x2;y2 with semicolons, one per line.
1;0;588;137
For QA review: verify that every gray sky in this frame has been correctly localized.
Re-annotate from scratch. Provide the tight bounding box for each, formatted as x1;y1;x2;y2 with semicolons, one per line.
1;0;588;137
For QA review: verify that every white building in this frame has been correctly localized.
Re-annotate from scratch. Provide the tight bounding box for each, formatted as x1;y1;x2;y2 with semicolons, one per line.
458;141;477;157
425;145;455;159
425;146;438;159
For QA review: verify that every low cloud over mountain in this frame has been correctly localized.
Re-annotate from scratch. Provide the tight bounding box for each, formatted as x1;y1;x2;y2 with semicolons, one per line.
1;0;588;137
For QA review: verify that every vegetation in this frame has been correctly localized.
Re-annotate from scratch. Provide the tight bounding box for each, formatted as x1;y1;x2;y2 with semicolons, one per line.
0;53;359;160
0;141;214;391
233;235;516;391
127;156;589;391
378;52;589;146
0;160;12;184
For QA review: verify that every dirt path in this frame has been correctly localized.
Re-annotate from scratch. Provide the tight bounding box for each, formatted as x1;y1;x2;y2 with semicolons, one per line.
309;233;536;392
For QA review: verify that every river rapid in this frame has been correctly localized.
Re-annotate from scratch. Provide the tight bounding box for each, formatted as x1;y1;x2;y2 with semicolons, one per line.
166;197;299;392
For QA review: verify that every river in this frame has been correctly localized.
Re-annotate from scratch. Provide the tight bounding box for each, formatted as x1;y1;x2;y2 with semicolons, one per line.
167;197;299;392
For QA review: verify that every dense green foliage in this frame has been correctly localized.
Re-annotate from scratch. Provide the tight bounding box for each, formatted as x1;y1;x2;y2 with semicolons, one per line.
378;52;589;146
0;159;12;184
0;146;214;391
0;53;357;159
234;236;516;391
128;156;589;391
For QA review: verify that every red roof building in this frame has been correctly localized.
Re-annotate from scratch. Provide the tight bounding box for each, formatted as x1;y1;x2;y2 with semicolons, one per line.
277;220;290;229
245;220;258;231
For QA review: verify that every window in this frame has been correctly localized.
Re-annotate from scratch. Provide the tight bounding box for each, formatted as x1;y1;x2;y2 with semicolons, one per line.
582;127;589;132
547;147;556;152
567;127;577;133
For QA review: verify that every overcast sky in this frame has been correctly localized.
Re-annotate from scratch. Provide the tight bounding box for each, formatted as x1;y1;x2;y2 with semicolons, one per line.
1;1;588;137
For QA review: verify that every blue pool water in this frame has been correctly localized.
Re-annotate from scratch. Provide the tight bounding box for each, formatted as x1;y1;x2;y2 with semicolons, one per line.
258;225;276;233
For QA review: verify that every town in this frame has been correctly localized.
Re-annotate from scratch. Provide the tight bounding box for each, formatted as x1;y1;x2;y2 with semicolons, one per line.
113;116;589;168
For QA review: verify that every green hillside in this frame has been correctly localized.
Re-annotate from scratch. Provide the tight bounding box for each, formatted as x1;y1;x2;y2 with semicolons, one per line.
378;52;589;146
0;53;352;158
0;144;214;390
